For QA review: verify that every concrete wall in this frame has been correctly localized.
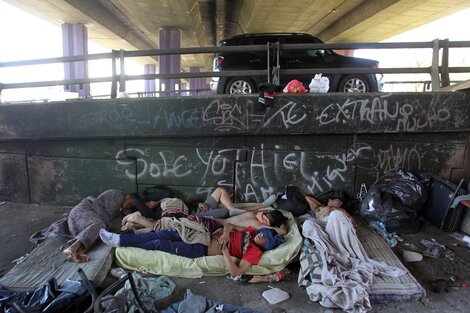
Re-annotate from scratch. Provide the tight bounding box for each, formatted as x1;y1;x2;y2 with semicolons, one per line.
0;92;468;205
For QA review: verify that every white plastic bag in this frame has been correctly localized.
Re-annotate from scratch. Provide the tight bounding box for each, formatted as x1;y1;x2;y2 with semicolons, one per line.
309;74;329;93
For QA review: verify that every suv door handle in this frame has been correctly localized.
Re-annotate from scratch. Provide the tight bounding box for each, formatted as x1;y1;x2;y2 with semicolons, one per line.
288;58;301;64
249;58;261;63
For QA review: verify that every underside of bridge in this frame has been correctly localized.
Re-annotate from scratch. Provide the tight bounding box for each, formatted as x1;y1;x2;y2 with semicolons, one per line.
4;0;470;70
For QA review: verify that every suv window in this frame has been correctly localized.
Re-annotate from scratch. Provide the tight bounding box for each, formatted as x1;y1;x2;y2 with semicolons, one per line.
282;37;326;58
253;37;278;45
238;38;252;45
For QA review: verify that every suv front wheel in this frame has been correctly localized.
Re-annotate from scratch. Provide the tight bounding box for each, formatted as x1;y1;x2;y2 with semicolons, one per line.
338;75;370;93
225;77;256;94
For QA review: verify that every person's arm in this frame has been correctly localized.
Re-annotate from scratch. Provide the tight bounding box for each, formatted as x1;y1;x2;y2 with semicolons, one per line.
222;247;253;277
218;223;245;248
121;211;156;230
330;208;357;226
274;223;288;235
197;202;209;212
251;222;288;236
240;204;264;212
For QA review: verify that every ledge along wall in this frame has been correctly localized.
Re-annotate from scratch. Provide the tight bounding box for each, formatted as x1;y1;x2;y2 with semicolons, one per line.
0;92;469;205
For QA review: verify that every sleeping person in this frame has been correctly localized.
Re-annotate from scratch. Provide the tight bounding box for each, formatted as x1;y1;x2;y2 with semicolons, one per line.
301;195;405;311
121;187;277;231
99;223;285;277
30;189;133;263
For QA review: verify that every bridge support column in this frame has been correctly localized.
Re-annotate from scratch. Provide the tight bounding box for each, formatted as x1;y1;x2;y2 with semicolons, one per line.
144;64;156;97
61;23;90;98
159;28;181;97
189;67;208;96
180;82;187;96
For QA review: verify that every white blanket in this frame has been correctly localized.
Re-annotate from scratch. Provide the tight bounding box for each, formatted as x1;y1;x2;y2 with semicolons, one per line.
302;211;405;313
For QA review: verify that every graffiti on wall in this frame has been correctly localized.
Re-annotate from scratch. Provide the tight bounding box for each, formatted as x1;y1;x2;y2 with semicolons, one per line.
316;95;451;131
115;141;424;202
76;94;455;134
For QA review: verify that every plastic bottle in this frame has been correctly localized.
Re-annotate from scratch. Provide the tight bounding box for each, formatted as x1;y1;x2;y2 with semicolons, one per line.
267;268;290;282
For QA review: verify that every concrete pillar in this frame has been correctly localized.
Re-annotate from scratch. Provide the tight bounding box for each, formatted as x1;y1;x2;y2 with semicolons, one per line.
144;64;156;97
180;82;187;96
189;67;207;96
62;23;90;98
159;28;181;97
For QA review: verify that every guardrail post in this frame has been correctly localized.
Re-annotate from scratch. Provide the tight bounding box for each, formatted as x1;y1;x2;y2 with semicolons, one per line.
431;39;440;90
271;42;280;85
119;49;126;93
440;39;450;88
111;50;118;98
267;42;271;83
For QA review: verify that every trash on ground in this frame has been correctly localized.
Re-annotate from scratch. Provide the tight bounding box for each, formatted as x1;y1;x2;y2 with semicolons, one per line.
420;239;447;258
449;232;470;247
262;287;290;304
110;267;127;279
402;250;423;262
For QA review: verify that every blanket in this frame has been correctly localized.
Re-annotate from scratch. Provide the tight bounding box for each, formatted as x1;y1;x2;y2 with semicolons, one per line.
301;211;405;313
158;217;211;245
30;189;125;249
115;210;302;278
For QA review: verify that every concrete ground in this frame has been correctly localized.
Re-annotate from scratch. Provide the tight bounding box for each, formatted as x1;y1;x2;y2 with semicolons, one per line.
1;201;469;313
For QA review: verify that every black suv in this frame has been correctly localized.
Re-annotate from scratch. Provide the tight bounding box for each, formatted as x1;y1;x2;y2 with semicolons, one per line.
210;33;382;94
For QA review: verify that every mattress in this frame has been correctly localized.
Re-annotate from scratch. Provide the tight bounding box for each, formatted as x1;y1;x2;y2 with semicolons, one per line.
356;223;426;302
0;236;114;292
115;210;303;278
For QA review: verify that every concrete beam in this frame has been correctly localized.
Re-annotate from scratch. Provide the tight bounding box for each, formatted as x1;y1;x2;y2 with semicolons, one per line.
64;0;155;50
319;0;470;42
216;0;226;42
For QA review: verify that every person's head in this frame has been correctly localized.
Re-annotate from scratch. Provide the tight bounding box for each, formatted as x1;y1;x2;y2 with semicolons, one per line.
254;228;285;250
121;193;138;216
255;210;287;227
327;198;343;208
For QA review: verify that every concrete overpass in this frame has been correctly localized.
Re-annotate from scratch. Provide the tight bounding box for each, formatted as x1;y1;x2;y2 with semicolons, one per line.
4;0;470;71
0;2;468;223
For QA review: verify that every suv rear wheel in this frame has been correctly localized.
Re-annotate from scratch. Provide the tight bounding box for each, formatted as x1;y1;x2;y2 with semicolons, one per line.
338;75;370;93
225;77;256;94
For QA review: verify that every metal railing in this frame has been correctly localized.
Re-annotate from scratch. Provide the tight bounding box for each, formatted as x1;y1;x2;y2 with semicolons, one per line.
0;39;469;99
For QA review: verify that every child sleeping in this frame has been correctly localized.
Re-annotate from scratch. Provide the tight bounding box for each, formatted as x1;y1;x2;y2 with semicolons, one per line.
100;223;284;277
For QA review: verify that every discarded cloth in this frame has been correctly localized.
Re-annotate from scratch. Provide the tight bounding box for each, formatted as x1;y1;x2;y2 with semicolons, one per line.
419;239;447;257
160;289;263;313
101;273;175;313
302;211;405;313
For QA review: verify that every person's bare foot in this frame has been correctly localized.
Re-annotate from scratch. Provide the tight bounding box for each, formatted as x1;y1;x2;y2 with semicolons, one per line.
63;247;80;262
78;253;90;262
